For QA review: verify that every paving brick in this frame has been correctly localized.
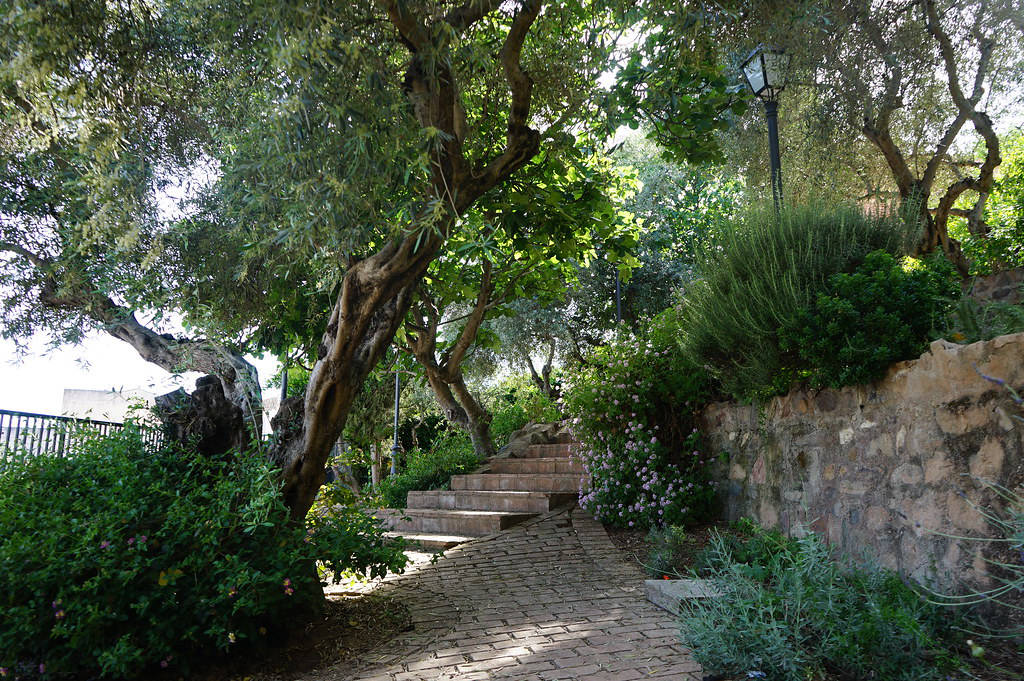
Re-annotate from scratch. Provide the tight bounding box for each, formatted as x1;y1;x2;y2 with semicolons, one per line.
326;507;702;681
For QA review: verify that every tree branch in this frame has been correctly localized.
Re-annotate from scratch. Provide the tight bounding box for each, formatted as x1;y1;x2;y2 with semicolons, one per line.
440;260;493;376
0;241;50;269
468;0;543;200
444;0;504;33
376;0;428;50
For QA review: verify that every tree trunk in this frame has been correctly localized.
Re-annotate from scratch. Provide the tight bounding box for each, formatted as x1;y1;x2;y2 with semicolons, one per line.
370;443;382;488
421;366;497;458
268;0;542;522
154;376;251;456
451;376;497;458
526;340;558;399
36;284;262;450
269;233;446;520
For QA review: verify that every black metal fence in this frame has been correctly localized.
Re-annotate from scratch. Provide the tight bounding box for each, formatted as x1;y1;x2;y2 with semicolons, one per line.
0;409;164;465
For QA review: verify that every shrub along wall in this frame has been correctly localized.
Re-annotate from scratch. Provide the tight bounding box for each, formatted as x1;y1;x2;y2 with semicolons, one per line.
701;332;1024;591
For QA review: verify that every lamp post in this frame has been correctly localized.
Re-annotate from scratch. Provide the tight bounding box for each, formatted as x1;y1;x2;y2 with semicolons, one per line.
389;370;401;476
741;46;789;214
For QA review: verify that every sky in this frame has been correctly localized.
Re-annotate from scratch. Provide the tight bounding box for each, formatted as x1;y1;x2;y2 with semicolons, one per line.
0;333;280;416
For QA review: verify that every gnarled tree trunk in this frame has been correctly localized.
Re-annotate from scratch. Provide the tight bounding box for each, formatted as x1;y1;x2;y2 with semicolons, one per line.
259;0;544;522
30;275;263;450
404;262;500;458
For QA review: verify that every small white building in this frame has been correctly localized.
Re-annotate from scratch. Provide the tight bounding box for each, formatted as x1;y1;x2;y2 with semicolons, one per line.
61;388;156;423
61;388;280;432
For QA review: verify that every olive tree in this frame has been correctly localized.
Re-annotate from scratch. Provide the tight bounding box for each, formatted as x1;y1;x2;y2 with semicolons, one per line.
1;0;638;522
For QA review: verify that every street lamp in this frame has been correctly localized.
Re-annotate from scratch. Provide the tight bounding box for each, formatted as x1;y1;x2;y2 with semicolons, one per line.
741;46;789;213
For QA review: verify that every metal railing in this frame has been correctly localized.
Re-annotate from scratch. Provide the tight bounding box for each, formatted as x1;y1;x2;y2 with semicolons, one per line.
0;409;164;465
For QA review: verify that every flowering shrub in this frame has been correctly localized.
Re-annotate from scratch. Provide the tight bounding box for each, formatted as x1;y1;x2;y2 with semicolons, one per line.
562;306;718;529
0;427;406;679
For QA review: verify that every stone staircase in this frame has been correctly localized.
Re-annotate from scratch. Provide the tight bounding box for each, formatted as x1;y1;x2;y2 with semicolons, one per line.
375;432;586;551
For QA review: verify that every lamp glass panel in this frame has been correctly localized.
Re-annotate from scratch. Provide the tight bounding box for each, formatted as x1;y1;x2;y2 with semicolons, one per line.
743;59;766;95
762;51;788;91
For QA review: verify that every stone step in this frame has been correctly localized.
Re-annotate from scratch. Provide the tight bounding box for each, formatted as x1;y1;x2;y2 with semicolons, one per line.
519;443;575;458
490;457;584;475
384;532;471;552
407;489;577;513
450;473;587;493
373;508;535;537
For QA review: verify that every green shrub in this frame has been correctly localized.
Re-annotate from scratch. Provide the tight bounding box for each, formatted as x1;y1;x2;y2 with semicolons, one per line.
681;524;961;681
644;525;691;578
374;431;483;508
0;428;406;679
779;251;958;388
563;306;718;529
946;289;1024;344
484;374;562;445
680;201;919;400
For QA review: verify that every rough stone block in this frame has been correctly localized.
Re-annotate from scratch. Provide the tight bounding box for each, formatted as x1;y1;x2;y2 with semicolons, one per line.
643;579;721;615
924;453;954;483
890;463;924;486
969;437;1005;479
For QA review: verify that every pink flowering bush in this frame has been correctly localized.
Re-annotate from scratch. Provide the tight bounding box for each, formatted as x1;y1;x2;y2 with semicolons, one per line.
0;427;406;679
562;306;719;529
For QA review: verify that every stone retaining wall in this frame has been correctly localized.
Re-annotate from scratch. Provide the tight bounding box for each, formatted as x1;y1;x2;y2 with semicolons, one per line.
700;333;1024;589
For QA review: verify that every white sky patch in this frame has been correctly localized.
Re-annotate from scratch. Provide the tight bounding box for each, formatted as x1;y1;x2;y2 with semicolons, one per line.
0;334;280;416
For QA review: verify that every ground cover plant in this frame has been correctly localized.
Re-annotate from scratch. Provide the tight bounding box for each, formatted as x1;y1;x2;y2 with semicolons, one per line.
563;306;718;529
681;522;963;681
0;428;406;680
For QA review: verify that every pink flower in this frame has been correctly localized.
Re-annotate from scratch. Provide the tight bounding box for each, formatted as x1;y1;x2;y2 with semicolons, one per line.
100;540;111;550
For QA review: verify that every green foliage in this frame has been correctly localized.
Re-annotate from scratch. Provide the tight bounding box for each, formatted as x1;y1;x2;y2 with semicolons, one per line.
373;432;483;509
606;4;748;165
682;524;960;681
952;131;1024;275
483;374;562;445
946;290;1024;345
0;428;405;679
643;525;692;578
680;202;919;400
779;251;958;389
563;306;718;529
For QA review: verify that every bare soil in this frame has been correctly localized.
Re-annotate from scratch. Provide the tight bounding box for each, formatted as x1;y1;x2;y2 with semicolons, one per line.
148;593;411;681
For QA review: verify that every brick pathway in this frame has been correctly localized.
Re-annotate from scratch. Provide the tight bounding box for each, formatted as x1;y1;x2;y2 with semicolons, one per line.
319;507;703;681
